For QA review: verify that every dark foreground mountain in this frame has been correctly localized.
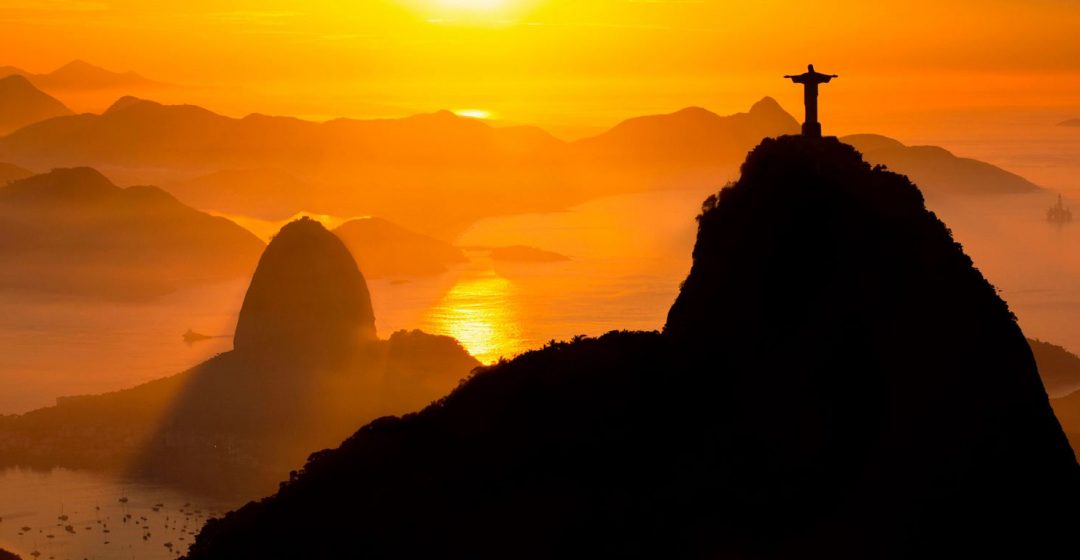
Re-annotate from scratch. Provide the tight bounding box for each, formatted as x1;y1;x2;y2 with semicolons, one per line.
0;218;478;499
186;136;1078;559
0;167;263;299
0;548;21;560
0;75;72;135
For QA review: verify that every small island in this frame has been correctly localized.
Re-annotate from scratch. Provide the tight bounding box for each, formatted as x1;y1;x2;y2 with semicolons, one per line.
1059;118;1080;127
489;245;570;263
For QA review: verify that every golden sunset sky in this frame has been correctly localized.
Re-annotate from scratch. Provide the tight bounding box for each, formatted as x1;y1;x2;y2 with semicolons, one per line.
3;0;1079;136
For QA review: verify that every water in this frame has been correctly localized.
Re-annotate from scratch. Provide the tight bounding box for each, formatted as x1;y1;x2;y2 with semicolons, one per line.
1;127;1079;560
0;468;231;560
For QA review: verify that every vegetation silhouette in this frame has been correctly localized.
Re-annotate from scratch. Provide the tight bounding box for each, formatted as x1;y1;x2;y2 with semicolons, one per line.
0;218;479;499
0;167;263;300
185;136;1079;559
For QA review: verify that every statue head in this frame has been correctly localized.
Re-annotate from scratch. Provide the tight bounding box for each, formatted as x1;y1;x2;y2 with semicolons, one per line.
808;64;815;72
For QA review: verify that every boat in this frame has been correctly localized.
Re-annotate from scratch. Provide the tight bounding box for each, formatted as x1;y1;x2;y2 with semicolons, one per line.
1047;194;1073;225
183;328;213;344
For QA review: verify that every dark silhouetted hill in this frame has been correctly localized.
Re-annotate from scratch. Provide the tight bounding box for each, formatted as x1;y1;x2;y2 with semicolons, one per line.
1030;338;1080;397
0;167;263;299
332;217;466;279
0;75;72;134
0;548;22;560
843;133;1041;195
184;136;1078;559
489;245;570;262
235;217;377;361
0;218;478;499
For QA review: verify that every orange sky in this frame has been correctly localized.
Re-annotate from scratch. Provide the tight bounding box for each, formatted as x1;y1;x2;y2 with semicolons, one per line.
2;0;1080;135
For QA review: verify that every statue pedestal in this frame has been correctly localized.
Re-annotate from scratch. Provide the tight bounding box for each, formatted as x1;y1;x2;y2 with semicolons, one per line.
802;122;822;138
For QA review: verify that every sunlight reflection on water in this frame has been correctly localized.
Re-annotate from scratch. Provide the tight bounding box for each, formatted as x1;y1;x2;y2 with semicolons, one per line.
422;272;522;363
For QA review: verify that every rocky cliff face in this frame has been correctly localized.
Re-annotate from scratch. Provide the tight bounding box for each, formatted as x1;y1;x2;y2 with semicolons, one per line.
186;136;1078;558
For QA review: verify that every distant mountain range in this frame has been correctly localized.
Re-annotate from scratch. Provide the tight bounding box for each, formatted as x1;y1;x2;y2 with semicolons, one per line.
1059;118;1080;127
843;134;1041;195
0;60;161;92
0;94;1047;235
332;217;466;279
0;75;72;135
0;167;263;299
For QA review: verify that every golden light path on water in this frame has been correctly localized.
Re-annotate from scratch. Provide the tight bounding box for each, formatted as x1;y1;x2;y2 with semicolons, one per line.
421;272;523;363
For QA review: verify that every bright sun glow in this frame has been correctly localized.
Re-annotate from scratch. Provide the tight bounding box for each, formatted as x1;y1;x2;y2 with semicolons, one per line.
424;273;522;363
455;109;493;119
440;0;506;10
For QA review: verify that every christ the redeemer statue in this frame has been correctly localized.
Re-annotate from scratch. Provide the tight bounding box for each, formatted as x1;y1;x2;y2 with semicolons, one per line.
785;64;838;138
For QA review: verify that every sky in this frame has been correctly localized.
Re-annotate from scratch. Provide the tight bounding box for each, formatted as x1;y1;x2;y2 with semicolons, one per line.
2;0;1080;137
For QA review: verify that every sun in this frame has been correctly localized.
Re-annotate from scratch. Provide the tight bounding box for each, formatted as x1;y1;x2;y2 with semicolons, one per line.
440;0;506;10
403;0;535;24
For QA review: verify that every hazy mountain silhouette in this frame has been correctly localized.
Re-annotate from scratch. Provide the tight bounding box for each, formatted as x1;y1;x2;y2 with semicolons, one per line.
1031;338;1080;397
1058;118;1080;127
574;97;799;167
1052;390;1080;460
0;60;161;92
0;167;263;300
0;162;32;184
843;133;1041;195
332;217;466;279
0;97;563;171
184;136;1078;559
166;168;315;221
0;75;72;135
0;218;478;499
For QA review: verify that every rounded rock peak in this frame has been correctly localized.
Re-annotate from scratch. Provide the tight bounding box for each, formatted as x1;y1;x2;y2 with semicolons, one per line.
234;217;377;360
